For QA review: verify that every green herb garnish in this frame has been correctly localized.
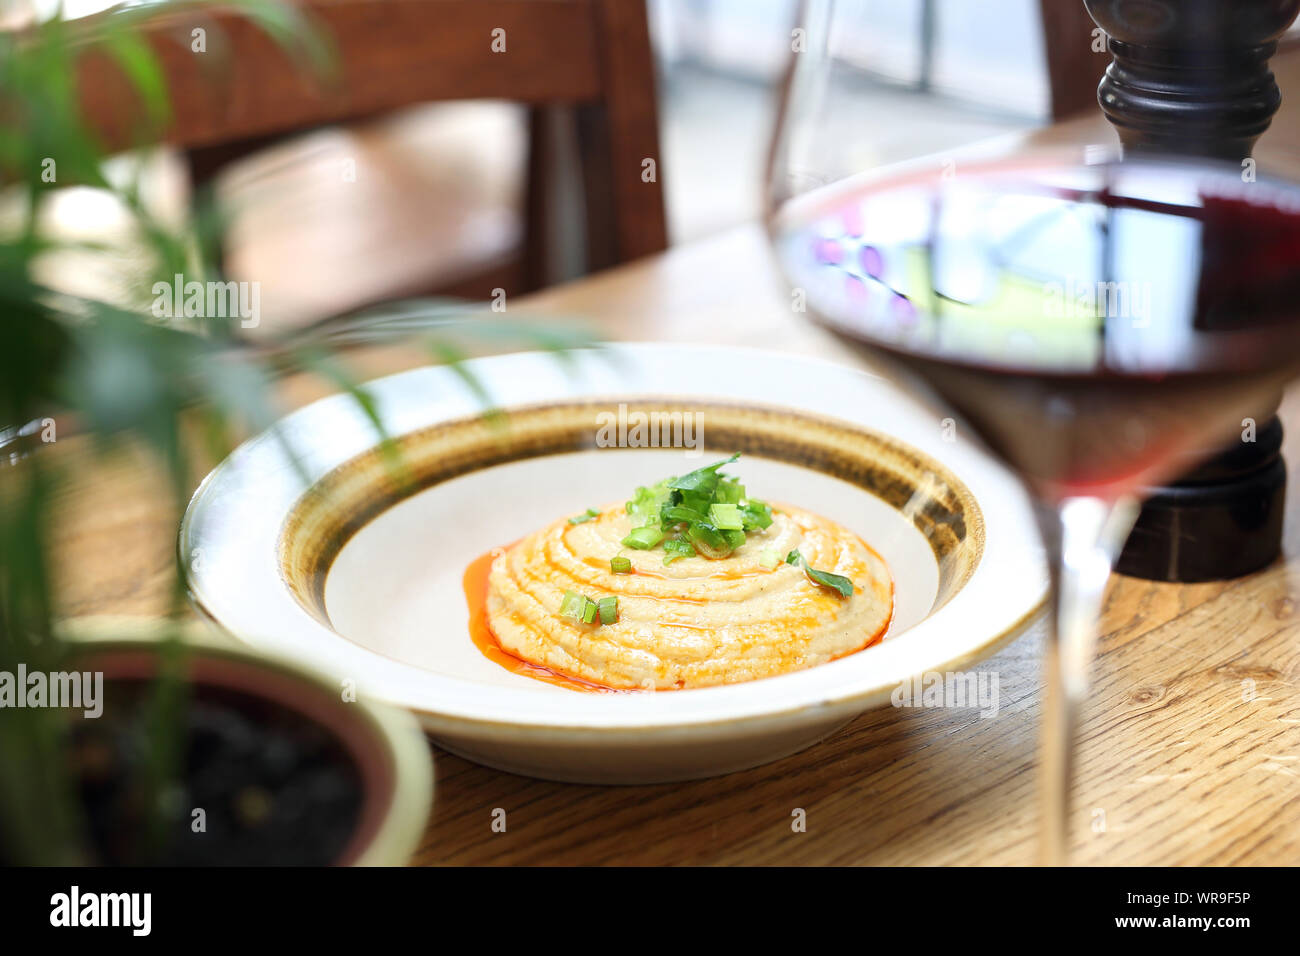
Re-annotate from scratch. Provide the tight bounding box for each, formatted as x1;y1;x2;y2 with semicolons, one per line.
662;535;696;565
622;526;665;550
708;502;744;530
610;556;632;574
739;500;773;530
785;549;854;598
715;478;745;504
597;596;619;625
559;589;587;619
620;453;774;562
667;453;739;495
568;507;601;524
626;483;672;522
686;520;732;558
558;590;620;627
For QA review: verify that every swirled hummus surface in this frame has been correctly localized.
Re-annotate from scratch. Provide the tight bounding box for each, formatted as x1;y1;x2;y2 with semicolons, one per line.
484;503;892;690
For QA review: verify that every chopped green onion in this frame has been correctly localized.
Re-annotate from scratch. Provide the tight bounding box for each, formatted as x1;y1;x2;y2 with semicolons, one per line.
687;521;733;559
716;478;745;504
663;535;696;564
597;596;619;625
786;549;801;565
626;482;672;526
618;454;782;562
740;500;773;530
662;504;708;525
610;556;632;574
678;490;710;512
561;590;623;626
622;526;665;550
559;589;586;619
759;548;781;570
709;502;744;530
568;507;601;524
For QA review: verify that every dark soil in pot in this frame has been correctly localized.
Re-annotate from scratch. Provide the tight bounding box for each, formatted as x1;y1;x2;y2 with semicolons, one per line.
58;646;395;866
71;678;366;865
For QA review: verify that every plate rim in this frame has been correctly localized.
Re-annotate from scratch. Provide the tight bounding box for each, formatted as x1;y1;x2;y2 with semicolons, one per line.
181;342;1048;732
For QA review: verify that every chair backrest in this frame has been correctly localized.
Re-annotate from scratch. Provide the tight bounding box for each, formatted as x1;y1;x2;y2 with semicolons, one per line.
76;0;668;269
1040;0;1110;120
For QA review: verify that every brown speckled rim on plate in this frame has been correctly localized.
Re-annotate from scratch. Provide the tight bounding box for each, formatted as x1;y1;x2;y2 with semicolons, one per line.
181;344;1047;766
277;399;985;629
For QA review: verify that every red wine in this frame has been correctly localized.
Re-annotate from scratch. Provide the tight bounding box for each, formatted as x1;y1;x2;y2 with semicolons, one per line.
773;156;1300;501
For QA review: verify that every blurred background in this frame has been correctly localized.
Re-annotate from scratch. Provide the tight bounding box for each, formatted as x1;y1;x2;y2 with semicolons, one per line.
10;0;1102;335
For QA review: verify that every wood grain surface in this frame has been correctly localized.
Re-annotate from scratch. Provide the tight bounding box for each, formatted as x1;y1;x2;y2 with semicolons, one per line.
47;52;1300;866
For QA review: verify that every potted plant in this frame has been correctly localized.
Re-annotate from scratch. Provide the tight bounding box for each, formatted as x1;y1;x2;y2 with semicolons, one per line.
52;617;432;865
0;1;465;866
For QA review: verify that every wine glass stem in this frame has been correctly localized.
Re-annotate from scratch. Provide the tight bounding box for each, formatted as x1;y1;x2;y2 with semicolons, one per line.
1035;495;1138;866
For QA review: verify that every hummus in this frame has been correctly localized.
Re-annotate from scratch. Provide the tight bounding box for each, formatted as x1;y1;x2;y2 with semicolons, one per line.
485;503;893;690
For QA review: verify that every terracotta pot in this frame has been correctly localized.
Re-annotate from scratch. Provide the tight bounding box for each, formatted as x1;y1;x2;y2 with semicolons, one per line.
57;616;433;866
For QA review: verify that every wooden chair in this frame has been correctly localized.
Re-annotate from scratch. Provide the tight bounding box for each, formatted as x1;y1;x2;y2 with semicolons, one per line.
75;0;668;298
1039;0;1111;120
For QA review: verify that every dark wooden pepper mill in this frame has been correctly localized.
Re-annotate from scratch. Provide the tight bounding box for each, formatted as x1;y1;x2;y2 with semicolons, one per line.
1084;0;1300;581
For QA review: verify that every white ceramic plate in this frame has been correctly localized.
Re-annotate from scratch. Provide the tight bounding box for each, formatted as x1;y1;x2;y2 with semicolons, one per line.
183;344;1046;782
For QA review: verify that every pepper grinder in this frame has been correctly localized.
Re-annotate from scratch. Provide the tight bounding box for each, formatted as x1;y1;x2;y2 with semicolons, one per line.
1084;0;1300;580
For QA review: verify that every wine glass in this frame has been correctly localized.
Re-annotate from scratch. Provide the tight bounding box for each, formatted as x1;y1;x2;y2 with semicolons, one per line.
766;2;1300;864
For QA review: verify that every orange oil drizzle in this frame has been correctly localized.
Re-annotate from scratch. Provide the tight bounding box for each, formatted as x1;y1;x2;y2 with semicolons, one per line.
463;548;629;694
465;542;894;694
578;554;772;582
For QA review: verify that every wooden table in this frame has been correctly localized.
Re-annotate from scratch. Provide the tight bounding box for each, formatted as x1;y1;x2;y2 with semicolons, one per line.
53;71;1300;868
